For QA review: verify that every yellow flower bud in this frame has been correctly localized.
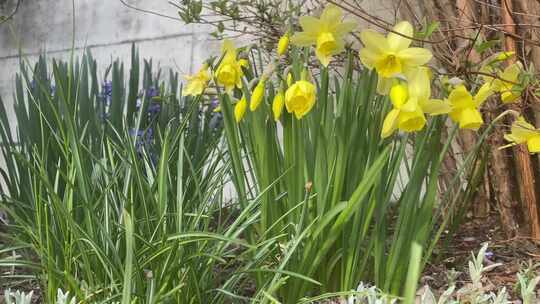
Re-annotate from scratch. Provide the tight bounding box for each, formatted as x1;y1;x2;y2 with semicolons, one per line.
285;80;316;119
389;84;408;108
495;51;515;61
287;73;293;87
250;80;266;111
234;95;248;123
272;91;285;121
277;33;289;56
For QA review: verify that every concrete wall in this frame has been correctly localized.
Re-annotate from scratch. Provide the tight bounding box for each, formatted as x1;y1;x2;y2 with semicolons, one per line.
0;0;398;174
0;0;221;131
0;0;400;106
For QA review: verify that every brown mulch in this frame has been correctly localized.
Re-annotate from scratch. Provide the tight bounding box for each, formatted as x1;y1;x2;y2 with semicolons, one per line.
422;212;540;299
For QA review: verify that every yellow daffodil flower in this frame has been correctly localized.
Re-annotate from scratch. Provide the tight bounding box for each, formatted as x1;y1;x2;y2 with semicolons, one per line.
447;84;493;130
183;64;210;96
359;21;432;86
481;61;523;103
381;67;450;138
285;80;316;119
277;33;290;56
250;79;266;111
501;116;540;153
290;4;356;67
234;95;248;123
272;91;285;121
215;40;248;93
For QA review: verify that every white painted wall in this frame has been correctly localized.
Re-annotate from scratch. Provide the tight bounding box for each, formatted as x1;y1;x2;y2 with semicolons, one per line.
0;0;225;191
0;0;399;184
0;0;401;119
0;0;401;100
0;0;222;133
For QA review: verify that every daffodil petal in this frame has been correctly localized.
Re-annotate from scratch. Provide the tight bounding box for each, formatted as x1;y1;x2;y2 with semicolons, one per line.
299;16;321;33
504;133;524;145
398;47;433;68
334;21;357;36
406;67;431;101
360;30;390;56
316;49;332;67
222;39;236;54
400;98;419;113
449;85;474;109
387;21;413;52
501;62;522;83
420;99;452;115
291;32;317;46
359;48;382;69
509;117;539;141
320;4;342;23
501;90;520;103
376;77;394;95
474;83;494;106
479;65;496;85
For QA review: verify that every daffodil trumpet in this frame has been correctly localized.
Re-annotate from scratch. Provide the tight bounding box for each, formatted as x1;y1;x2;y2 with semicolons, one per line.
446;84;493;130
215;40;249;93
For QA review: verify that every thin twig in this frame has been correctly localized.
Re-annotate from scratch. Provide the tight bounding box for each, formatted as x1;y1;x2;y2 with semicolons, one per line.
0;0;21;26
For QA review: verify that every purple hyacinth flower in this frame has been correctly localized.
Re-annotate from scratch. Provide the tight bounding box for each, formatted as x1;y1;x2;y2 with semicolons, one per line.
148;102;161;115
101;81;113;106
146;86;160;99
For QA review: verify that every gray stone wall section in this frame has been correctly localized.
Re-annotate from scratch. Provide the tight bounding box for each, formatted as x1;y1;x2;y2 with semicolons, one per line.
0;0;222;187
0;0;220;135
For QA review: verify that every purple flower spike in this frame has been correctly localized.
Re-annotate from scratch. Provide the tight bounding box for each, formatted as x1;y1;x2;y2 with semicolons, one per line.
101;81;113;106
146;86;160;99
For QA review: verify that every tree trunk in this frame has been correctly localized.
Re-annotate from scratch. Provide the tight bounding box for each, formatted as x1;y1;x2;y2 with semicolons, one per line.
501;0;540;240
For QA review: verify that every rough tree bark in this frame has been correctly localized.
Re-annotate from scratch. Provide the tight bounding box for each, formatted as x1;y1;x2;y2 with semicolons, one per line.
501;0;540;240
